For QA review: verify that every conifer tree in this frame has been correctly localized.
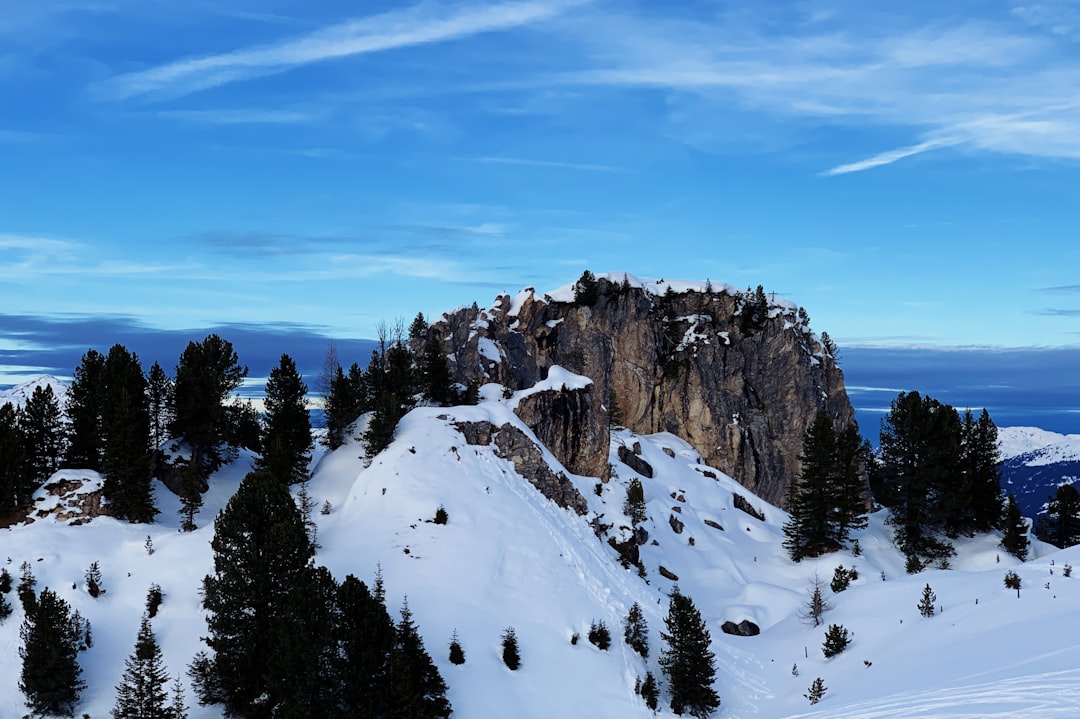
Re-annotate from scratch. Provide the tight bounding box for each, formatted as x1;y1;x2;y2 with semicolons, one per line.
170;334;247;480
659;587;720;718
338;574;395;718
501;627;521;670
0;566;11;593
323;364;352;450
0;401;32;513
1001;494;1029;560
918;583;937;617
822;624;851;658
448;630;465;665
420;332;454;407
588;619;612;650
798;573;831;627
65;348;106;470
640;671;659;711
19;587;85;717
1041;484;1080;548
101;344;156;522
388;598;452;719
112;613;171;719
805;677;827;705
624;602;649;657
20;384;63;483
573;270;600;306
0;589;11;622
783;411;839;560
168;675;188;719
624;479;647;526
146;361;173;451
197;469;314;717
257;353;313;485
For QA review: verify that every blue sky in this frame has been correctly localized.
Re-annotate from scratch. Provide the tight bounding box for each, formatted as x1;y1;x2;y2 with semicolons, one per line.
3;0;1080;390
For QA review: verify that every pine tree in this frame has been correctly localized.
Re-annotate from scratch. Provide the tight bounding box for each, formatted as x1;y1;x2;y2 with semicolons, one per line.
146;583;163;618
798;573;831;627
112;613;171;719
338;574;395;718
168;675;188;719
624;601;649;657
659;587;720;718
783;411;839;560
0;566;11;593
177;461;203;532
805;677;827;705
65;348;106;470
0;589;11;622
0;401;32;513
918;583;937;617
1041;484;1080;548
146;361;174;451
256;354;313;485
573;270;600;306
17;561;37;613
501;627;521;670
20;384;63;483
19;587;86;717
85;561;104;598
101;344;156;522
420;332;454;407
822;624;851;658
1001;494;1029;560
197;469;314;718
387;598;452;719
640;671;659;711
448;630;465;665
588;619;612;650
624;479;647;526
170;334;248;480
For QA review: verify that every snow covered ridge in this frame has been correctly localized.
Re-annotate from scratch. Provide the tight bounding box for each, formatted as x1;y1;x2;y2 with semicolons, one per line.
0;375;69;407
999;426;1080;465
3;385;1080;718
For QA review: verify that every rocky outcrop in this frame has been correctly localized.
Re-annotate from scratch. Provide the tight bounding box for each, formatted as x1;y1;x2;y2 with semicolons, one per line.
617;445;654;478
455;420;589;515
721;620;761;637
436;277;856;507
516;385;609;481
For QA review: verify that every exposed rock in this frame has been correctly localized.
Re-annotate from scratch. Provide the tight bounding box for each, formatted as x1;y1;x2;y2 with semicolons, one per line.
704;518;725;532
517;384;609;480
733;493;766;521
617;445;654;478
436;278;856;506
668;514;685;534
721;620;761;637
658;565;679;581
662;447;675;458
455;420;589;515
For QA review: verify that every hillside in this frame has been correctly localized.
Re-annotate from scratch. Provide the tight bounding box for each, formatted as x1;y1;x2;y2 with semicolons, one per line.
999;427;1080;519
2;375;1078;718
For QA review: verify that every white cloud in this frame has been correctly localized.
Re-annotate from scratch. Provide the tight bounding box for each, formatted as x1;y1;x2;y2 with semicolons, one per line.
157;108;320;124
98;0;587;100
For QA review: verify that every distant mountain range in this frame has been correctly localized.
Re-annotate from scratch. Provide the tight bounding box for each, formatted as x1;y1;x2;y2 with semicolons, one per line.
998;426;1080;519
0;375;69;407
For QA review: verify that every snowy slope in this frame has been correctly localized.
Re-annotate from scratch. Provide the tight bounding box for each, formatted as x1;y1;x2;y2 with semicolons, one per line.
2;388;1080;718
0;375;69;407
999;427;1080;519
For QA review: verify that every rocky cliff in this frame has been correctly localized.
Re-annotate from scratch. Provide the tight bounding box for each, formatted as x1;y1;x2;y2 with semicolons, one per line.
432;274;855;507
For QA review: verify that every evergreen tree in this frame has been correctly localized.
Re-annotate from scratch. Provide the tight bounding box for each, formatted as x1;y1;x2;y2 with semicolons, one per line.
197;470;314;718
821;624;851;658
363;336;416;457
640;671;659;711
942;409;1004;535
833;422;870;540
65;348;106;470
19;587;85;717
323;364;352;450
0;589;11;622
783;411;839;560
1041;484;1080;548
20;384;63;483
624;479;647;526
338;574;395;718
170;334;248;480
408;312;428;341
448;630;465;665
388;598;452;719
146;361;174;451
102;344;156;522
805;677;827;705
918;583;937;617
177;461;203;533
0;566;11;593
0;401;32;513
85;561;104;598
168;675;188;719
588;619;612;650
17;562;37;613
798;573;831;627
112;613;171;719
501;627;521;670
257;353;313;485
420;332;454;407
573;270;600;306
659;587;720;718
1001;494;1029;560
624;601;649;658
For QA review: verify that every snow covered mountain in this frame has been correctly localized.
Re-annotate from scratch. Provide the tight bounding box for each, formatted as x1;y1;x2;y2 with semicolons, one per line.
0;375;69;407
999;427;1080;519
3;377;1080;718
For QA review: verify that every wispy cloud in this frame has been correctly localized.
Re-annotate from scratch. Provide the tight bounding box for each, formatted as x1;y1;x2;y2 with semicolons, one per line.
1039;308;1080;317
822;137;962;175
475;156;627;173
1040;285;1080;293
98;0;585;100
157;108;320;125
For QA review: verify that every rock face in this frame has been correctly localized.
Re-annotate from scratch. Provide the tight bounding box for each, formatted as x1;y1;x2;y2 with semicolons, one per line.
455;420;589;515
435;277;856;507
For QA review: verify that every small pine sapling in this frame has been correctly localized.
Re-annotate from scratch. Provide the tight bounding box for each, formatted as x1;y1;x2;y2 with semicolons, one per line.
0;567;12;593
1004;570;1021;591
85;561;104;598
805;677;827;705
17;561;36;611
918;583;937;617
145;535;154;556
791;663;799;677
433;505;448;525
169;674;189;719
588;619;612;650
624;601;649;658
798;573;831;627
501;627;521;670
822;624;851;658
905;554;924;574
146;583;164;618
448;629;466;665
830;566;852;593
851;538;862;557
639;671;659;711
321;500;332;515
1065;564;1073;578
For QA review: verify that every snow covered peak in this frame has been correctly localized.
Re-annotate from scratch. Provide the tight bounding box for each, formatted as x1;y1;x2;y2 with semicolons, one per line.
0;374;69;407
999;426;1080;464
